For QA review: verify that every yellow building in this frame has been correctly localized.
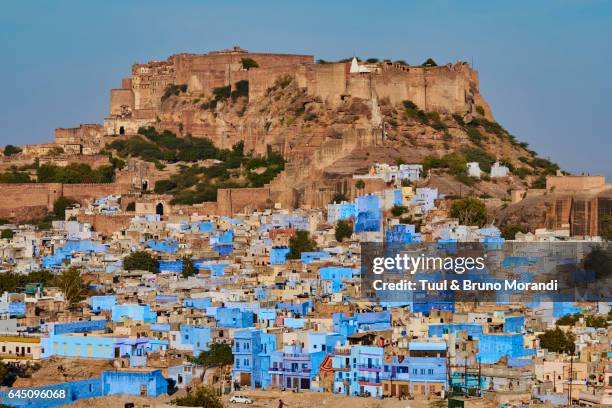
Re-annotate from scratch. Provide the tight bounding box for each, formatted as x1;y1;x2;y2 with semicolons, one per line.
0;335;42;361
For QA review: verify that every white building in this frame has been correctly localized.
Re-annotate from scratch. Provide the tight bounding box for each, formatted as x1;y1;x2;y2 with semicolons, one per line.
349;57;371;73
491;161;510;178
467;162;482;178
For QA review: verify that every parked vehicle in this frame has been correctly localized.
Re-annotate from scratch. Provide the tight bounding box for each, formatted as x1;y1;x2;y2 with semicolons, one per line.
229;395;253;404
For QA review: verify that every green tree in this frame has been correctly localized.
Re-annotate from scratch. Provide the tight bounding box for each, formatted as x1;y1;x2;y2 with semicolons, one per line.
241;57;259;70
355;179;365;190
0;361;9;386
421;58;438;67
391;205;408;217
181;255;196;278
335;220;353;242
585;315;607;328
1;229;13;239
53;197;77;220
600;215;612;241
123;251;160;273
583;246;612;279
500;224;527;240
556;313;582;326
3;145;22;156
451;197;487;227
172;386;223;408
287;230;318;259
54;267;87;310
538;327;575;354
330;193;348;204
191;342;233;367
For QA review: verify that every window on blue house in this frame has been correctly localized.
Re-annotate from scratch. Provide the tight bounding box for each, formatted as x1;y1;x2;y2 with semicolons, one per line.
428;369;434;375
413;369;418;374
236;360;240;368
420;369;425;375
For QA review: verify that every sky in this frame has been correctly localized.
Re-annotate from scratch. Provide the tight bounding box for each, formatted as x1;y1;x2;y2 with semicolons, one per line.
1;1;610;179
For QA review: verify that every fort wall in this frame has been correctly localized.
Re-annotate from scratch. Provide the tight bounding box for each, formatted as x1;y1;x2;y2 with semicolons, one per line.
0;182;132;221
0;183;62;220
546;175;606;192
216;187;272;216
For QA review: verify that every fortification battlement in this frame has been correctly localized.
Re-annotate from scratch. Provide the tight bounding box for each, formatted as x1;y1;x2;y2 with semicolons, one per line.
109;47;486;124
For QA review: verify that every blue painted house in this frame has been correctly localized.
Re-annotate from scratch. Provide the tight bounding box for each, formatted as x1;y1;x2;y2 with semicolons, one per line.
215;307;254;328
269;344;325;391
111;304;157;323
332;345;384;397
89;295;117;312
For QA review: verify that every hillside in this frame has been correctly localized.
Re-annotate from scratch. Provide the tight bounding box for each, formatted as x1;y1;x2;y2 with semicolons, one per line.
111;69;560;207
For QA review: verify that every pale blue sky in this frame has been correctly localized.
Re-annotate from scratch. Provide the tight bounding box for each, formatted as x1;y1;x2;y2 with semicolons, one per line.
1;1;610;178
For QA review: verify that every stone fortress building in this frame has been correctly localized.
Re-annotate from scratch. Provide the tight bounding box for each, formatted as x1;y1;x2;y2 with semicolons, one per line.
103;46;490;151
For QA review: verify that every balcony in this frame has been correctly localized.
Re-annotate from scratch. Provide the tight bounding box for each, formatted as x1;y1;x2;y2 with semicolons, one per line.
284;353;309;360
358;377;381;386
357;364;382;372
334;366;350;372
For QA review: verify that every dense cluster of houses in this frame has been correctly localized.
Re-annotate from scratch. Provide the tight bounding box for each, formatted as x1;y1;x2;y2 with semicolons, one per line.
0;182;609;407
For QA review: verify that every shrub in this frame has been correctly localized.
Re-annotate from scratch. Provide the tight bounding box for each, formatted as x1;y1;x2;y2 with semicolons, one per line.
241;57;259;70
421;58;437;67
500;224;527;240
452;114;465;126
531;175;546;189
355;180;365;190
330;193;348;204
466;127;484;146
475;105;485;116
3;145;22;156
1;229;13;239
161;84;187;102
154;179;177;194
463;147;495;173
0;171;31;183
231;80;249;100
37;163;114;184
172;386;223;408
451;197;487;227
402;100;428;124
